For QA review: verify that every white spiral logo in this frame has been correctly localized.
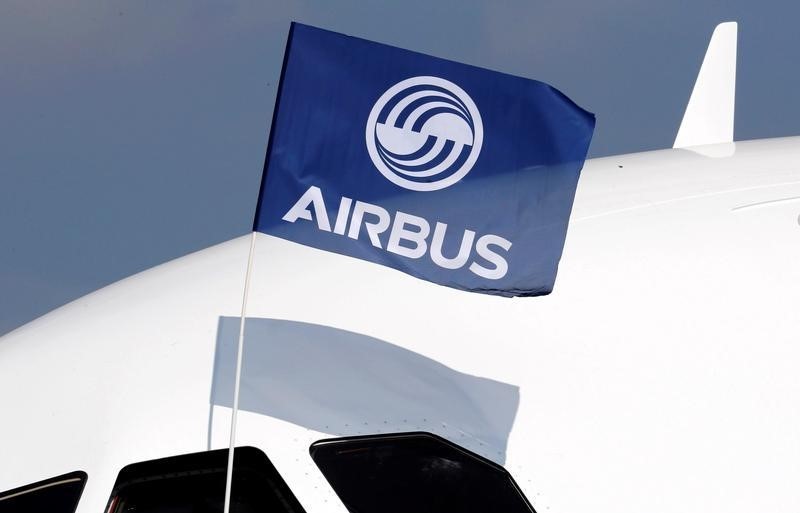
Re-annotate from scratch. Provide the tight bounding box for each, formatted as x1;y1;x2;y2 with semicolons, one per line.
365;76;483;192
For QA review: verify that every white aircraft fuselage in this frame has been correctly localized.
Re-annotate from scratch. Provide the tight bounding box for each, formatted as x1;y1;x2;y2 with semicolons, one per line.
1;136;799;512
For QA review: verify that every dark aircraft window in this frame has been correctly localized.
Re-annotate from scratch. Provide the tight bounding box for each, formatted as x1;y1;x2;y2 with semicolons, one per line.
106;447;305;513
0;471;87;513
310;432;536;513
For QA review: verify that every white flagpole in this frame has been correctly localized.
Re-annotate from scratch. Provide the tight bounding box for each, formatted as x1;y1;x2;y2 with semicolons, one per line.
223;231;258;513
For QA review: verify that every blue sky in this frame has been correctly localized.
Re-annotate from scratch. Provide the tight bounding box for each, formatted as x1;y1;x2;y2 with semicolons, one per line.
2;0;799;334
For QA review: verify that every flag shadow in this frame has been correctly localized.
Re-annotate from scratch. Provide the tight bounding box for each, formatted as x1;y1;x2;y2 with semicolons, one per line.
210;317;519;464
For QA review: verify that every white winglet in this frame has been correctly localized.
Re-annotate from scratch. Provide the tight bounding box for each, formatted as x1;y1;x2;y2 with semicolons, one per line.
673;22;737;148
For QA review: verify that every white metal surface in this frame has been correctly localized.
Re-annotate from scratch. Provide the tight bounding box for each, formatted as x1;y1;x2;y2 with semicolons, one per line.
674;22;737;149
1;137;799;513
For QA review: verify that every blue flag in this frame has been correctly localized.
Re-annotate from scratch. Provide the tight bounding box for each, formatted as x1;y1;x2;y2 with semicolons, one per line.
254;23;595;297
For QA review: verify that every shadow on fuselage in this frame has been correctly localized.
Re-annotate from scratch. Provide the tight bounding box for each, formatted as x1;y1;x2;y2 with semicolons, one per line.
210;317;519;464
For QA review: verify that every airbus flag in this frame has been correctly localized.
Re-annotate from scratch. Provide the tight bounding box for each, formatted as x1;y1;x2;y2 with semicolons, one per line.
253;23;595;297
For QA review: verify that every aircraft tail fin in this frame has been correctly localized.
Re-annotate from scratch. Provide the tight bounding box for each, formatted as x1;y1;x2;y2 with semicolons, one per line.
673;21;737;148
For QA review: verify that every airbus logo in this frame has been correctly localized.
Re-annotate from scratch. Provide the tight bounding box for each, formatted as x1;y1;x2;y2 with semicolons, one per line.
280;78;510;280
365;76;483;192
282;187;512;280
